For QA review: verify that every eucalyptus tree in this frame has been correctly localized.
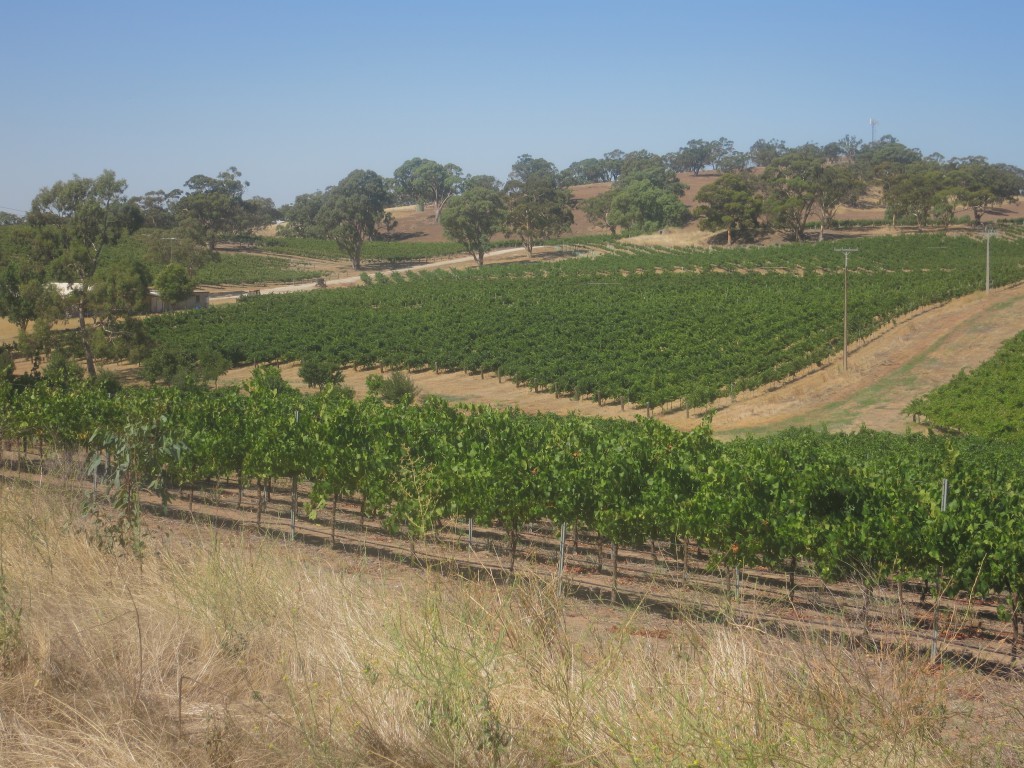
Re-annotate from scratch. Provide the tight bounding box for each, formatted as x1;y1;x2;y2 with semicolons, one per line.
669;138;734;175
759;145;822;240
748;138;788;168
393;158;463;220
174;167;275;251
503;155;573;256
27;170;143;376
440;184;507;266
695;172;762;244
950;157;1022;225
286;170;395;270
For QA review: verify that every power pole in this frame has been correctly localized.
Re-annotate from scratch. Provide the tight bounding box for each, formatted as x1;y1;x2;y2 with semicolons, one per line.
835;248;858;371
982;226;997;293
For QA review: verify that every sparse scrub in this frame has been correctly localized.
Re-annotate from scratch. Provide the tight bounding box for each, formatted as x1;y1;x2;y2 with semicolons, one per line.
0;481;1022;767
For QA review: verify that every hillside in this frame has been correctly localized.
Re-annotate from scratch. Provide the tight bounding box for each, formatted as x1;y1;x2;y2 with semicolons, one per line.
383;172;1024;245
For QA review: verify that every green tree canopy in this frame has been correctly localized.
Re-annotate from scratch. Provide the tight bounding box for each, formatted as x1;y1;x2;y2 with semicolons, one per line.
153;262;195;305
760;145;824;240
606;179;689;234
668;138;734;175
131;188;181;228
441;186;507;266
174;167;275;251
950;157;1023;225
393;158;463;220
315;170;395;270
298;354;346;390
0;226;48;331
695;173;762;245
748;138;788;168
557;157;613;186
27;170;143;376
619;150;684;193
880;158;952;228
503;156;574;256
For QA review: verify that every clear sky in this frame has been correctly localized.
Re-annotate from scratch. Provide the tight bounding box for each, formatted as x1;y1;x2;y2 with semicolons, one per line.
2;0;1022;214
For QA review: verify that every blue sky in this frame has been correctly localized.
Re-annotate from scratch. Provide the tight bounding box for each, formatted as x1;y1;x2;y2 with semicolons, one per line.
2;0;1022;214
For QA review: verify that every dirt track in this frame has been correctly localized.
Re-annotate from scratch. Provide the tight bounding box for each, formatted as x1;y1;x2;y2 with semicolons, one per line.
677;280;1024;436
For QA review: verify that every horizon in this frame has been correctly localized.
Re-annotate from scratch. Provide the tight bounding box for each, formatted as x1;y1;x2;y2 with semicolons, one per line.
3;0;1023;214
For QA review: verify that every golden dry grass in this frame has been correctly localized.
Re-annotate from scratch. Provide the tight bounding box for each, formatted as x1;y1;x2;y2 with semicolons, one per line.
0;478;1022;767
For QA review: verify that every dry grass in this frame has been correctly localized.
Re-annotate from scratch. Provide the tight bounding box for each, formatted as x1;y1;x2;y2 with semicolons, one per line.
1;478;1022;767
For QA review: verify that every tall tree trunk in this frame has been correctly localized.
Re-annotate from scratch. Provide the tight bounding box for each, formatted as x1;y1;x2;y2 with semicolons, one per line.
77;302;97;378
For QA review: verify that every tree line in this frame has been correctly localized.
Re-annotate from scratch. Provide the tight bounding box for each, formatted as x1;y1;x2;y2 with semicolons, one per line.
0;167;279;376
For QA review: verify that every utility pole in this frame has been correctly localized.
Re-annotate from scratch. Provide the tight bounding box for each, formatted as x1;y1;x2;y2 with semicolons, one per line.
982;226;997;293
835;248;858;371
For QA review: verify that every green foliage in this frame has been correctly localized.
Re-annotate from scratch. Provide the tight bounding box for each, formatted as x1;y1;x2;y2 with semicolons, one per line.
760;145;822;240
668;138;735;176
289;170;395;270
139;227;210;277
140;235;1020;410
153;262;195;304
951;158;1022;225
582;151;687;235
393;158;463;218
880;158;953;229
695;173;762;244
440;186;506;266
9;377;1024;611
503;156;574;256
366;371;419;404
606;179;689;234
909;330;1024;437
0;226;49;330
557;157;613;185
298;355;346;390
0;347;14;380
43;349;84;383
618;150;685;193
26;171;143;376
748;138;787;168
90;258;151;317
259;235;468;263
140;346;229;388
174;167;275;251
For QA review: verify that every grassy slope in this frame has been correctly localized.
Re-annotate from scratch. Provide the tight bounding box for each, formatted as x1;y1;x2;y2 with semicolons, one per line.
1;480;1022;767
